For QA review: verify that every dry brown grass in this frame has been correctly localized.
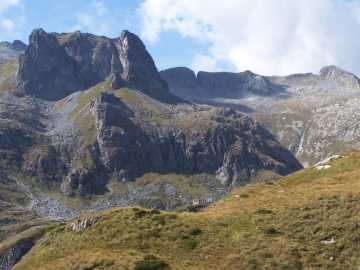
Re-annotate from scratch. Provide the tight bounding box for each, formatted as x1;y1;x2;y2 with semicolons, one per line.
12;150;360;269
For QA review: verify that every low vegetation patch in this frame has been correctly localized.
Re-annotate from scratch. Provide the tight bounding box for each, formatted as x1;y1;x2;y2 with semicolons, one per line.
188;227;201;235
43;222;58;233
12;150;360;269
183;239;197;250
134;254;169;270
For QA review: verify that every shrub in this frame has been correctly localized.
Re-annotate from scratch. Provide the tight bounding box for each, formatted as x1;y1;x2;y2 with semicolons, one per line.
150;209;161;215
188;227;201;236
134;260;169;270
166;214;177;220
256;209;273;215
143;254;158;261
183;239;197;250
152;215;165;225
263;227;279;235
248;259;258;270
240;193;249;198
134;255;170;270
134;210;148;218
294;259;302;269
262;253;274;258
44;223;58;233
147;229;161;238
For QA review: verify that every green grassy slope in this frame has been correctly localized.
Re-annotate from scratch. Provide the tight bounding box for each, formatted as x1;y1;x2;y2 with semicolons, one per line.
13;150;360;269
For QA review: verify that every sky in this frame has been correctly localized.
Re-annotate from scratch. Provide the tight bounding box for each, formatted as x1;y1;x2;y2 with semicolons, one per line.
1;0;360;77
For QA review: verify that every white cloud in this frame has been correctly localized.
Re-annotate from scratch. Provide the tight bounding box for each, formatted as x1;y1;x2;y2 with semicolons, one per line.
69;2;110;36
1;19;14;33
138;0;360;76
0;0;19;38
0;0;18;14
70;12;110;36
191;54;217;73
91;1;106;15
77;13;92;26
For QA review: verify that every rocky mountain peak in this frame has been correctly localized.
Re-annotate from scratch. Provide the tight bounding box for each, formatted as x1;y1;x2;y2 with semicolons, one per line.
0;39;27;60
160;68;279;96
0;40;27;51
15;28;169;101
12;40;27;51
119;30;146;51
28;28;63;56
115;30;169;95
320;65;357;79
319;65;360;88
158;67;198;88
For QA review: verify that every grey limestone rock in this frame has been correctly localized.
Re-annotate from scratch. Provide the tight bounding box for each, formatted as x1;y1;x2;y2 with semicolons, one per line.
16;29;169;101
160;67;198;88
160;68;278;95
0;230;42;270
115;30;169;94
69;92;303;191
0;40;27;51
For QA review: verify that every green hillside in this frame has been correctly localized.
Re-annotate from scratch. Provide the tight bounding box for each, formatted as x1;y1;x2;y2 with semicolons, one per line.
13;150;360;269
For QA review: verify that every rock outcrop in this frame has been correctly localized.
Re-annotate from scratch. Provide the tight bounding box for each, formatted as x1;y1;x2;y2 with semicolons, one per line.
162;65;360;166
70;217;97;230
60;92;301;194
159;67;198;88
0;40;27;51
319;65;360;88
16;29;169;101
0;40;27;60
0;227;44;270
197;70;277;95
160;67;278;95
115;30;169;95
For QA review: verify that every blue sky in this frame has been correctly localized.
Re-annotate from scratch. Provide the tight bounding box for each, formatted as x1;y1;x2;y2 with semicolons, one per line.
1;0;360;77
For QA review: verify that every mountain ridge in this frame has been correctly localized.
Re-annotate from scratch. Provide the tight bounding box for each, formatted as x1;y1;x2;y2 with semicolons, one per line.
4;29;359;269
161;65;360;166
0;29;302;216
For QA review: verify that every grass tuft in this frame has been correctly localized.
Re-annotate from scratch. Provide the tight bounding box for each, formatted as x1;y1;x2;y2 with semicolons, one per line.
188;227;201;236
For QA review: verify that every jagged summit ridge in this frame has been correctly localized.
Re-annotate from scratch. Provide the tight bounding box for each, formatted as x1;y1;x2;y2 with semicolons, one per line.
160;67;279;95
0;40;27;60
161;64;360;166
0;40;27;51
320;65;358;79
15;28;169;101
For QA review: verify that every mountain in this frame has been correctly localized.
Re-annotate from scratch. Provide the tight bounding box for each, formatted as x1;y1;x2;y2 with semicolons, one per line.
0;40;27;61
11;149;360;269
160;66;360;166
0;29;301;212
0;28;303;268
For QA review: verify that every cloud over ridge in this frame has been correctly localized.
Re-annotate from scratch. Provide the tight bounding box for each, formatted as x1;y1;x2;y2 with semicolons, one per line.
138;0;360;76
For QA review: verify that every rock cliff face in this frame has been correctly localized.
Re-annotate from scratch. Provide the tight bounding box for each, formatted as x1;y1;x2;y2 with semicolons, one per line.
115;30;169;95
0;40;27;51
16;29;169;101
59;91;301;195
160;67;279;95
0;40;27;60
161;66;360;166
